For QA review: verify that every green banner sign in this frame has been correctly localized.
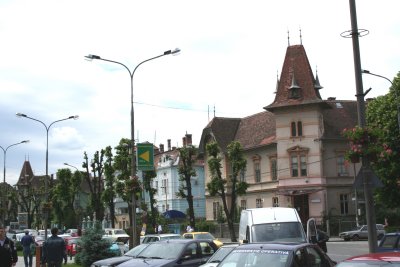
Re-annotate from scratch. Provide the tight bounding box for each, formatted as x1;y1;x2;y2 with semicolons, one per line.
136;143;154;171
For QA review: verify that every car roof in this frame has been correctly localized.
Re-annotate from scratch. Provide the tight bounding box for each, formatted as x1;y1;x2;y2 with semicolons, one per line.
144;233;180;237
343;251;400;262
157;239;213;244
233;242;311;251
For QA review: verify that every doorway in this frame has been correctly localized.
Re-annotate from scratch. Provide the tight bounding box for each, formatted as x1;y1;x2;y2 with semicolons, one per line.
293;194;309;224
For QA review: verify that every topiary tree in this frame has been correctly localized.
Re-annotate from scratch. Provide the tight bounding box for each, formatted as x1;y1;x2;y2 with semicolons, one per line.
75;223;116;267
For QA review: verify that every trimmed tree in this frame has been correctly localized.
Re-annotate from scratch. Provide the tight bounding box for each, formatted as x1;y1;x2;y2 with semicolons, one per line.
206;141;248;242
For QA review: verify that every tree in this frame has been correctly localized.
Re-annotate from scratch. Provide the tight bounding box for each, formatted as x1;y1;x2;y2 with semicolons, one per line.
82;150;106;221
142;170;158;231
102;146;117;228
366;71;400;208
206;141;248;242
176;145;198;230
112;138;142;246
51;168;82;228
15;180;42;229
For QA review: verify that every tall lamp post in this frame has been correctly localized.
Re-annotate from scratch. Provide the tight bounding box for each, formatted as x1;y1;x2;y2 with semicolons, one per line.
0;140;29;224
16;113;79;239
85;48;180;248
362;69;399;129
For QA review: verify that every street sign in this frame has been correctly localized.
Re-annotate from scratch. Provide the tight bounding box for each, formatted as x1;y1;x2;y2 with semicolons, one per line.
136;143;154;171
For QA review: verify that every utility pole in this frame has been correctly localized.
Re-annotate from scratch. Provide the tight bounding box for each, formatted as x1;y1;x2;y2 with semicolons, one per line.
348;0;378;252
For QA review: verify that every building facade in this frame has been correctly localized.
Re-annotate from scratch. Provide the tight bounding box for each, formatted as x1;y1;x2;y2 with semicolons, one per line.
199;44;361;227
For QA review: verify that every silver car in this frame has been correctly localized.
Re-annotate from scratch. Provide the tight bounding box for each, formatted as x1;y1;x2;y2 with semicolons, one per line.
339;224;385;241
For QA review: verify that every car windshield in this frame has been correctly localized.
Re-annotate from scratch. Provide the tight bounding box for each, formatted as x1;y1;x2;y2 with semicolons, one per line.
125;244;149;257
194;233;215;240
219;249;289;267
138;242;185;259
208;246;237;263
252;222;306;243
114;229;127;235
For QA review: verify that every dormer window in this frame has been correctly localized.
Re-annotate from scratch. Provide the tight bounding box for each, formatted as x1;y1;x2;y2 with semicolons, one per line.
289;73;301;99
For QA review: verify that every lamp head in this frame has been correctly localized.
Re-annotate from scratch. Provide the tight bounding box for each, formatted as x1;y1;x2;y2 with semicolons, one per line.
21;140;29;144
16;113;27;118
164;48;181;56
69;115;79;120
85;54;101;61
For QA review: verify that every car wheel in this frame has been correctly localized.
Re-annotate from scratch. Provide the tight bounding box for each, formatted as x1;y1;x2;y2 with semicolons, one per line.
351;235;359;241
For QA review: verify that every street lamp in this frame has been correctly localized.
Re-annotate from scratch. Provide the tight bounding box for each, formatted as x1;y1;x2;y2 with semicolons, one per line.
0;140;29;224
85;48;180;248
1;140;29;184
16;113;79;239
64;162;79;172
362;69;400;129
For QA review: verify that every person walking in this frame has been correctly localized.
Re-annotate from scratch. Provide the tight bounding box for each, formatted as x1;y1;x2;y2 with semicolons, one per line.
0;225;18;267
42;228;67;267
20;231;34;267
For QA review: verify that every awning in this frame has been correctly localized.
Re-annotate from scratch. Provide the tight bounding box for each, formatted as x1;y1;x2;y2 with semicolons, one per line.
162;210;186;219
276;188;324;196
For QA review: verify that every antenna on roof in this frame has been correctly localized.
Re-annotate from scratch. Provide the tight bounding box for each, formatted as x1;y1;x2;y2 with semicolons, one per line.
299;27;303;45
208;105;209;122
287;29;290;46
213;105;216;118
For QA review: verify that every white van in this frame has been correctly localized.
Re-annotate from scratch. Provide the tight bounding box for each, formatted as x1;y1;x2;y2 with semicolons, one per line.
239;207;314;244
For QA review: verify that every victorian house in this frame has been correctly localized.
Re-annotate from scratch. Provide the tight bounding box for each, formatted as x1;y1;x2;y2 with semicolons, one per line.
199;44;360;229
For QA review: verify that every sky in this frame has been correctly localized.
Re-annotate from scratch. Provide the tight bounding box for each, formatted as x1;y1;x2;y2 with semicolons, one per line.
1;0;399;186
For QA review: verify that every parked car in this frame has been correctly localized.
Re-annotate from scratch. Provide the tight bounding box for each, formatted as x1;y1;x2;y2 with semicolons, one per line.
182;232;223;247
102;236;124;256
90;243;150;267
339;224;385;241
103;228;130;243
377;232;400;252
199;244;239;267
218;242;336;267
141;233;182;244
118;239;218;267
65;228;79;237
336;251;400;266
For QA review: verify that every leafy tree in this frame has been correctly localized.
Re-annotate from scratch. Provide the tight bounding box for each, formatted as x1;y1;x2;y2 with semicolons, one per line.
82;150;106;221
51;168;82;228
176;145;198;229
15;180;43;229
102;146;117;228
206;141;248;242
112;138;142;246
75;223;117;267
366;71;400;208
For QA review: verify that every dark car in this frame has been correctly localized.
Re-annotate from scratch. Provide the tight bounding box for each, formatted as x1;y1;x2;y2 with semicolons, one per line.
91;243;150;267
118;239;218;267
218;242;336;267
377;232;400;252
336;251;400;266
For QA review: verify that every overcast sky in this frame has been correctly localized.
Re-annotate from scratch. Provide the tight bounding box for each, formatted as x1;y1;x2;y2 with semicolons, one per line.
1;0;399;186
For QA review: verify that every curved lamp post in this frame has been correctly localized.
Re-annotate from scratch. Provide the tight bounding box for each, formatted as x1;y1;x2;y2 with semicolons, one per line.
362;69;400;129
85;48;180;247
16;113;79;239
1;140;29;184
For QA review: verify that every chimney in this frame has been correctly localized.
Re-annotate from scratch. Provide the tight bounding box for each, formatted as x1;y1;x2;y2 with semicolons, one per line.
185;134;192;146
182;137;187;147
167;139;171;151
160;144;164;153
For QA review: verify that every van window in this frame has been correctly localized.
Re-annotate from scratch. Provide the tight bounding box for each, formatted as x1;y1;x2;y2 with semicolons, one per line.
252;222;306;243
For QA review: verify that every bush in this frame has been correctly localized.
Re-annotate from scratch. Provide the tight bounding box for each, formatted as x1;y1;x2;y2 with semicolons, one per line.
75;224;116;267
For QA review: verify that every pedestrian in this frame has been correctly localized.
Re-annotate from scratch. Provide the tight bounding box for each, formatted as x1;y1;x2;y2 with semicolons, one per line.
0;224;18;267
157;224;163;234
20;231;34;267
186;225;193;233
42;227;67;267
